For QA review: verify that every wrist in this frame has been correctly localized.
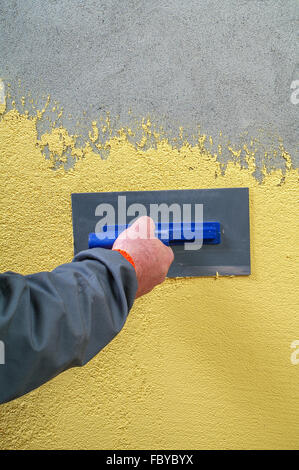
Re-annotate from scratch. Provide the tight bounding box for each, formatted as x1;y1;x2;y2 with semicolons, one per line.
112;248;136;270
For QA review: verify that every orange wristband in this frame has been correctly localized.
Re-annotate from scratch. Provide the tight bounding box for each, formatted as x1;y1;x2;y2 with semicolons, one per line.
112;249;136;270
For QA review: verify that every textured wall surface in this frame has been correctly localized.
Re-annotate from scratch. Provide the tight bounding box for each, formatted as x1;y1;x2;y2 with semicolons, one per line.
0;0;298;168
0;100;298;450
0;0;298;450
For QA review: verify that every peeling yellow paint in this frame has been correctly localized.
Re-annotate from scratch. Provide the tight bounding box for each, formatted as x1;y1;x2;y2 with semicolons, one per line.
89;121;99;143
0;80;6;115
0;96;298;450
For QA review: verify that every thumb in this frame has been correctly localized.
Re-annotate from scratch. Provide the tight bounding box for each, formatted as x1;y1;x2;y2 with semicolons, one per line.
130;216;156;239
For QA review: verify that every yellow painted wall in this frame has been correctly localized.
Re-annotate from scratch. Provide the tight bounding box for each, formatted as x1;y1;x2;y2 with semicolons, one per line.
0;92;298;449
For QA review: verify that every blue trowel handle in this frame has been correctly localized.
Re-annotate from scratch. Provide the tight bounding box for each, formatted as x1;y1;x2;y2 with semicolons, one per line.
88;222;221;249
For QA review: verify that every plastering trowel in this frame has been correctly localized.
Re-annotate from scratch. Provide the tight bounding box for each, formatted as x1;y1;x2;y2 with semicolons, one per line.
71;188;250;277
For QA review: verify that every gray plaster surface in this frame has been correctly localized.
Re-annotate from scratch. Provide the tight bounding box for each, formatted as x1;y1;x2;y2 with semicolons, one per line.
0;0;298;169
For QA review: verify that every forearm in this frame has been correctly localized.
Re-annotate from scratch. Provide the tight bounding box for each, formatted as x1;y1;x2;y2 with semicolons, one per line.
0;248;137;404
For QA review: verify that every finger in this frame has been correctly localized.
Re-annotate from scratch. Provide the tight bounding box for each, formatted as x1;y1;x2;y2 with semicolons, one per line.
162;245;174;266
167;246;175;264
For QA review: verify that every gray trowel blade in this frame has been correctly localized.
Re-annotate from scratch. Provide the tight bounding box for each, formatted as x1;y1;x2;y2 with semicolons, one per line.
71;188;250;277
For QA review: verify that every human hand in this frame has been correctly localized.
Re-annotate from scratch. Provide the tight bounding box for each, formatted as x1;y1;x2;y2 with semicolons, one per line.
112;216;174;298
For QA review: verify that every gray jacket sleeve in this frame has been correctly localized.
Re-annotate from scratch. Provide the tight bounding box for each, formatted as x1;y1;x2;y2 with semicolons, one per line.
0;248;138;404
